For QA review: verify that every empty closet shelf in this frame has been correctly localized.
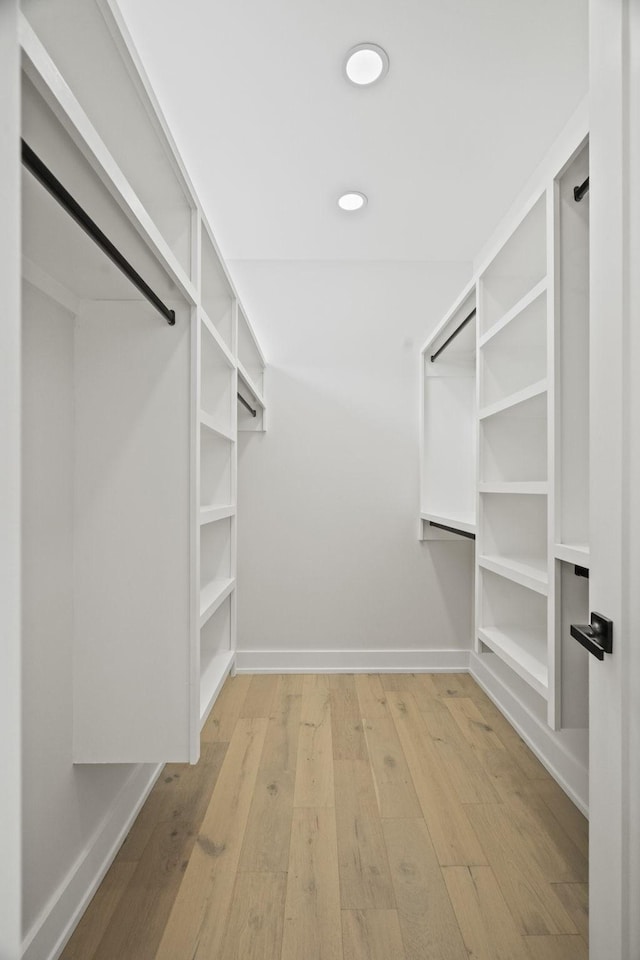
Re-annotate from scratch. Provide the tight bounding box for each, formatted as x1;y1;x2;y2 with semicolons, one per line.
479;554;548;595
200;505;236;525
200;411;234;441
479;278;547;348
479;379;547;420
200;578;235;628
420;512;476;536
555;543;590;567
477;626;549;697
479;481;548;495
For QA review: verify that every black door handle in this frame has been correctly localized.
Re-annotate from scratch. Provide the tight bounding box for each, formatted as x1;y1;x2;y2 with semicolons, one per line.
570;612;613;660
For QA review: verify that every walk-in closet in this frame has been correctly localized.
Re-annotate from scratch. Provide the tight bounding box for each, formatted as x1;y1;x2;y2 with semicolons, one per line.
2;1;639;959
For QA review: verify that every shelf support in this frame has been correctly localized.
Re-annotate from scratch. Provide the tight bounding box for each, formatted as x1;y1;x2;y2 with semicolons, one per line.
21;139;176;325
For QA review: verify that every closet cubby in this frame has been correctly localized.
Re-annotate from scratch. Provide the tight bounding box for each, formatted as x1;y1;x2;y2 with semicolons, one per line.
22;0;193;280
201;226;234;351
479;193;547;335
200;597;233;724
200;319;234;433
200;518;234;625
478;570;549;697
479;493;548;589
419;283;477;540
200;431;234;510
479;287;547;407
480;393;547;483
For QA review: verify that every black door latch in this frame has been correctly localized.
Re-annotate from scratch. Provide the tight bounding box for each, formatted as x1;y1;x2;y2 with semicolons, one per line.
570;612;613;661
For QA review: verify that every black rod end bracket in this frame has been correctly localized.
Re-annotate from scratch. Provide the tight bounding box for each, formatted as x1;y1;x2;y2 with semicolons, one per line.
167;309;176;326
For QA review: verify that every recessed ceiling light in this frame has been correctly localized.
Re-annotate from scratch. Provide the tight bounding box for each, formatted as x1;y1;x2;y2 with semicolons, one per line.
344;43;389;86
338;191;367;211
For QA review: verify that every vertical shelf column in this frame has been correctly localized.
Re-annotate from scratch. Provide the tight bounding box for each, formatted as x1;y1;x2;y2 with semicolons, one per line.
475;190;557;724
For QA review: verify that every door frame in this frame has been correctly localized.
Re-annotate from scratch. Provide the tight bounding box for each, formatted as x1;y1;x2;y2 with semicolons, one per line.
589;1;640;956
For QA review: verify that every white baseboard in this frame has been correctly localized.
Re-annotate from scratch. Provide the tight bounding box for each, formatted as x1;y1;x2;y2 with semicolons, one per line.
22;763;163;960
235;648;471;674
469;651;589;816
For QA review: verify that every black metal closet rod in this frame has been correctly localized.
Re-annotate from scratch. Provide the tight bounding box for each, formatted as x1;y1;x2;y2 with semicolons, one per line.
237;392;257;417
574;176;590;202
430;307;476;362
429;521;475;541
21;139;176;326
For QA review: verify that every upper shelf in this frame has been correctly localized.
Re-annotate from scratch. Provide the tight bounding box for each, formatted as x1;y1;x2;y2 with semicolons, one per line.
423;281;477;369
21;1;194;280
21;79;187;313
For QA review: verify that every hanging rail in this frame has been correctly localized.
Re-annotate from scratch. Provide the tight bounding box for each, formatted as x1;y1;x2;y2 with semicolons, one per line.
428;521;475;541
430;307;476;362
573;176;590;203
237;392;257;417
21;139;176;326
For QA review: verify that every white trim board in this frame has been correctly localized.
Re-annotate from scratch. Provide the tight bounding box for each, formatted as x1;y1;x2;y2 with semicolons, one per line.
22;763;163;960
469;651;588;816
235;648;471;674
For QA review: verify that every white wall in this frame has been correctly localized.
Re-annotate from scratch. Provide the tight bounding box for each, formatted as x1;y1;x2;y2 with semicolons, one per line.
231;259;474;671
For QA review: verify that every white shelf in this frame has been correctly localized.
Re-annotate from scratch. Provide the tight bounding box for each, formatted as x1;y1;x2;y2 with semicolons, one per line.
479;554;548;595
200;577;235;629
201;309;235;368
420;511;476;536
200;649;234;727
479;278;548;348
555;542;590;567
420;278;477;356
200;410;234;442
237;361;266;408
479;481;548;495
478;626;549;698
478;379;547;421
20;16;197;308
200;505;236;526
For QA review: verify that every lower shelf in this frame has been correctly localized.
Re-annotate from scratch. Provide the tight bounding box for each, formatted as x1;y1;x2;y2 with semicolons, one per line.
478;554;548;595
200;577;235;628
477;626;548;698
420;511;476;536
200;649;234;726
555;542;590;567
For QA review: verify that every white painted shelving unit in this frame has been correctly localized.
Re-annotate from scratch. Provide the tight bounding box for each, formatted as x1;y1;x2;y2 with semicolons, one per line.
419;121;590;733
419;280;477;541
17;0;267;764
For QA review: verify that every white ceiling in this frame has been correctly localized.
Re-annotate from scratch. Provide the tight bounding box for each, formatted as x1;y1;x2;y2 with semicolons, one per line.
118;0;588;263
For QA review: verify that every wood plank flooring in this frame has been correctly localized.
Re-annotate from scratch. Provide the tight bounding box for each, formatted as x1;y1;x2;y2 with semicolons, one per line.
61;673;588;960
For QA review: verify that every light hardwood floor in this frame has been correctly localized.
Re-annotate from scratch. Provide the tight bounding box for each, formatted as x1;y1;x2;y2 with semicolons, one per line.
61;673;588;960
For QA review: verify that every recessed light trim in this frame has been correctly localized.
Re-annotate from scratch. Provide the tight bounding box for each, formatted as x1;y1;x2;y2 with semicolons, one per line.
344;43;389;86
338;191;367;211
